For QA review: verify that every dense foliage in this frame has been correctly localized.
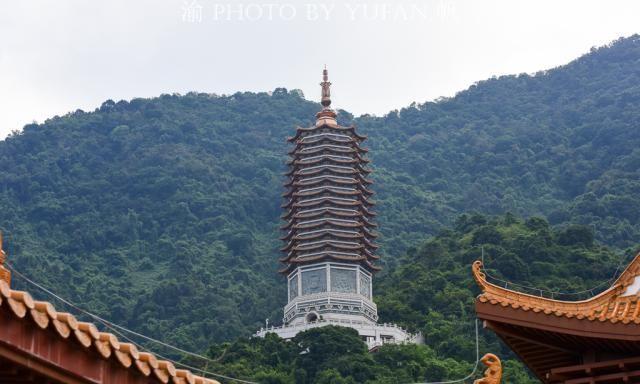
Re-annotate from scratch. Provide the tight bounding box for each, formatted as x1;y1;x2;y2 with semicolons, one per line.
200;326;476;384
0;34;639;378
201;214;625;383
363;35;640;257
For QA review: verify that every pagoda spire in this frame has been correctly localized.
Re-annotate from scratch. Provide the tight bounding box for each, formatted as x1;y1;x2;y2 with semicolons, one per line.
320;66;331;108
316;66;337;124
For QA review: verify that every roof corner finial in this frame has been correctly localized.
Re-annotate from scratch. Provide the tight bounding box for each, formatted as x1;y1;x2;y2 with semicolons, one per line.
0;232;10;286
473;353;502;384
320;66;331;108
0;232;5;264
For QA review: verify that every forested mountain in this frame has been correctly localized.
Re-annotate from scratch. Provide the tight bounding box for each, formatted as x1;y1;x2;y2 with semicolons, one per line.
1;34;639;365
201;214;623;383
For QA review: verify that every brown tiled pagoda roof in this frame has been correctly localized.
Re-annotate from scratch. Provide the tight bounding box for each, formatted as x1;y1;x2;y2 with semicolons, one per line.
282;199;376;216
280;224;378;241
286;159;371;176
281;210;377;230
287;125;366;142
288;145;367;157
287;176;370;188
288;138;358;151
285;166;373;180
287;156;370;168
281;194;374;209
287;151;370;165
281;233;377;248
290;188;371;199
285;176;372;189
288;140;369;155
280;231;381;251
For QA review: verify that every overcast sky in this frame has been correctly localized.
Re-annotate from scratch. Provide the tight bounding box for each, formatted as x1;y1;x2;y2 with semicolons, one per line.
1;0;639;138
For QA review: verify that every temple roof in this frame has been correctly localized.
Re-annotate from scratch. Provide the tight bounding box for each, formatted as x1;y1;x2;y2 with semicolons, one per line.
0;237;220;384
472;252;640;326
0;279;220;384
473;253;640;383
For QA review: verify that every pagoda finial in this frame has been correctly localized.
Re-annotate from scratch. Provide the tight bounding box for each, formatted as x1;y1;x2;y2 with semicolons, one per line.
320;66;331;108
0;232;10;286
315;67;337;125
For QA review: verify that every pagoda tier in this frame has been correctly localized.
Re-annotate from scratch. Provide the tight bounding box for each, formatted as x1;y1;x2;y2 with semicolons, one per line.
282;185;374;199
284;172;373;188
280;76;380;276
287;125;366;143
287;139;369;156
280;209;378;230
281;198;376;219
286;147;369;161
284;159;372;177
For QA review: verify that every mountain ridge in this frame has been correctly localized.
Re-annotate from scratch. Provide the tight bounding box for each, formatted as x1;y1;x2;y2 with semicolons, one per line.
0;35;639;354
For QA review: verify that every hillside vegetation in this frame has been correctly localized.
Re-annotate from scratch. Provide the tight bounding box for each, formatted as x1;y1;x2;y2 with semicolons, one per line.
201;214;623;383
0;35;639;361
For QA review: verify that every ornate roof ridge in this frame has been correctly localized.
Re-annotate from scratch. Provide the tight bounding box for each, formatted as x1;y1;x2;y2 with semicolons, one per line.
0;235;220;384
473;260;616;306
0;278;220;384
472;252;640;322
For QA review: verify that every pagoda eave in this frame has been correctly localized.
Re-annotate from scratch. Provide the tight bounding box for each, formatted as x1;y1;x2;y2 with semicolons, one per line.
287;154;370;165
288;147;367;158
278;256;381;275
287;124;366;143
280;231;366;246
288;144;369;156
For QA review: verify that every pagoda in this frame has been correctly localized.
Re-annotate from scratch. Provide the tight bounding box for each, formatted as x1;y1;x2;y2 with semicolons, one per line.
256;69;416;348
473;253;640;383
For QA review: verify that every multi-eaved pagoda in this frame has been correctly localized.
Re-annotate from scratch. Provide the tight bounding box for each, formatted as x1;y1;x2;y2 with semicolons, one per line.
256;69;417;348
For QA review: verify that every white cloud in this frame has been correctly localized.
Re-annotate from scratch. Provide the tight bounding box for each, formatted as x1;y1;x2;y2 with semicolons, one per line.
1;0;639;137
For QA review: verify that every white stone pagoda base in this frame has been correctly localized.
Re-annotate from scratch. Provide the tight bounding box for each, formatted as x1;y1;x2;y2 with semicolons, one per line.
254;319;422;350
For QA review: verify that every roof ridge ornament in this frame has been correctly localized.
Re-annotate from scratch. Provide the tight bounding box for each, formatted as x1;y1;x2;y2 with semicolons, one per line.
0;232;10;286
474;353;502;384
